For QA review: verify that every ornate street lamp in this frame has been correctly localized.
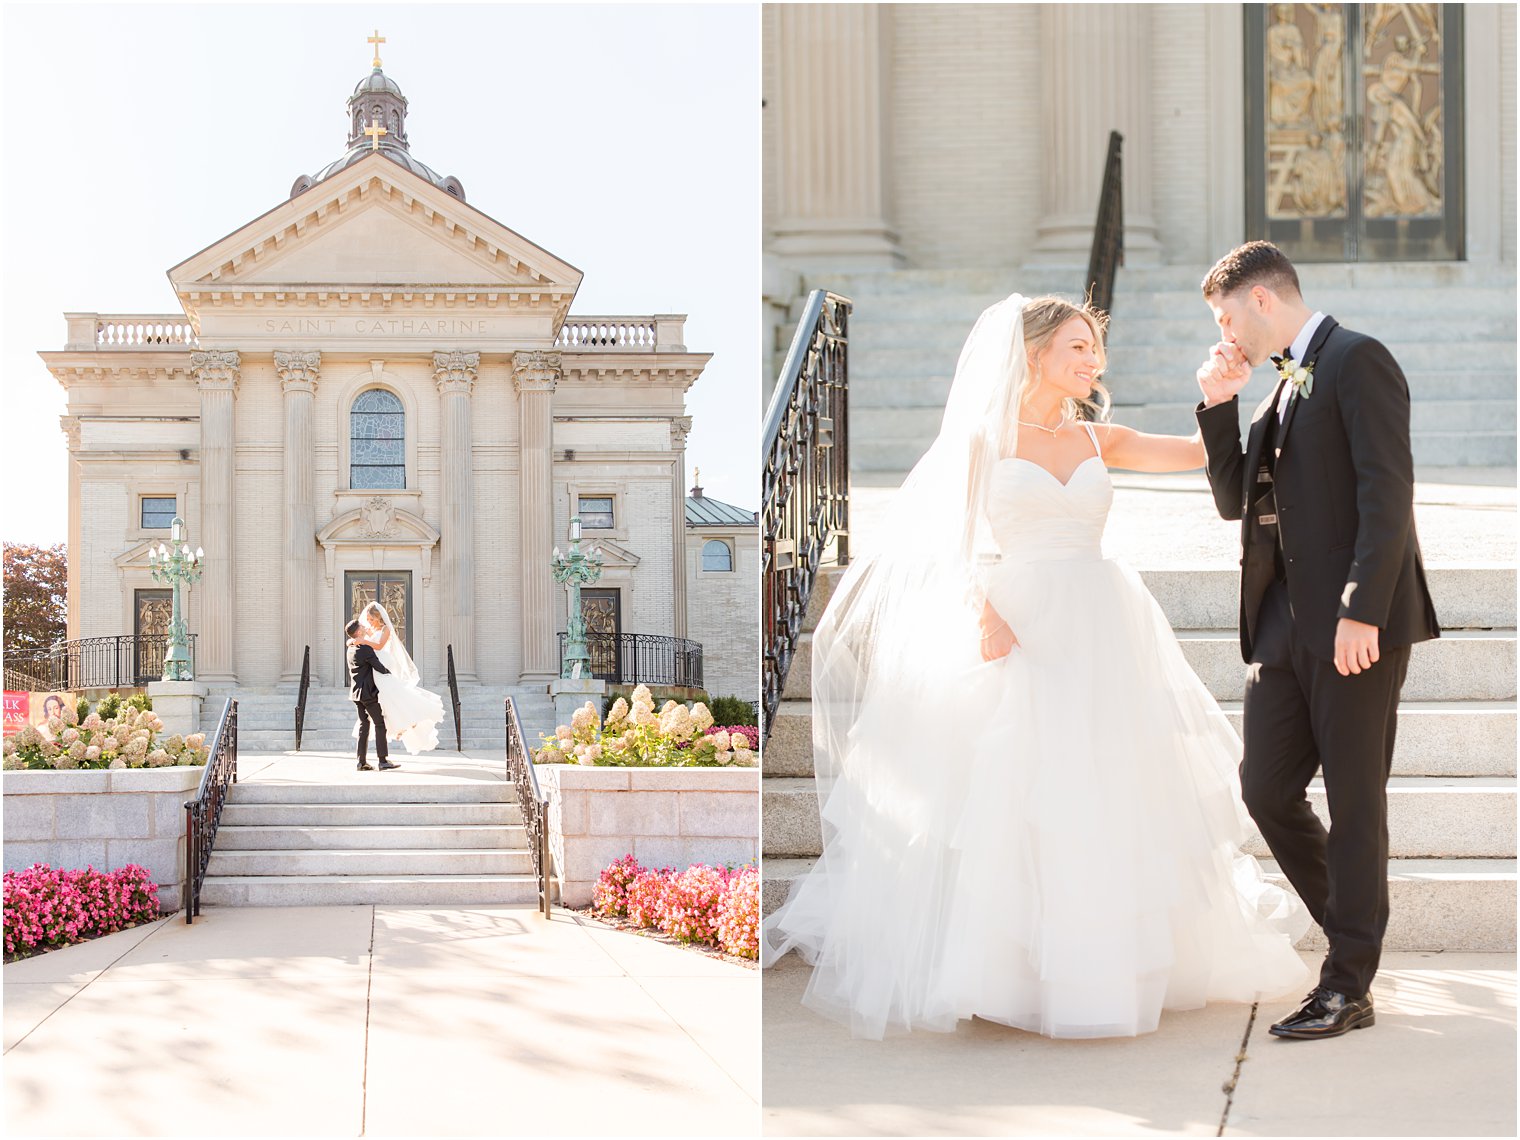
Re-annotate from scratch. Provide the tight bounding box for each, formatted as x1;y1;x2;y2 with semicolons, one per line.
551;515;605;680
146;516;203;681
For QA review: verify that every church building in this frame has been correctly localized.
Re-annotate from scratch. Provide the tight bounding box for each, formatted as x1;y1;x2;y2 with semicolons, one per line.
43;50;747;733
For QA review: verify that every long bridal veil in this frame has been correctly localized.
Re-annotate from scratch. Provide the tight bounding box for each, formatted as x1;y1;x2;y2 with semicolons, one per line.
762;294;1034;1036
353;601;443;755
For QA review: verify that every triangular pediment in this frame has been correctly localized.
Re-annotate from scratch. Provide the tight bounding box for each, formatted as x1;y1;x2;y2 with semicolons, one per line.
168;152;583;296
585;538;640;568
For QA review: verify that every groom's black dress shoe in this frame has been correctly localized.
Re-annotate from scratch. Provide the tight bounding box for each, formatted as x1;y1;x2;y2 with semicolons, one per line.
357;761;375;771
1269;987;1374;1039
377;759;400;771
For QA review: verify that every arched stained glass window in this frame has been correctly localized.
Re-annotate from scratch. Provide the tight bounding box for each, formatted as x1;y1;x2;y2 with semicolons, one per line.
702;539;733;572
351;389;405;489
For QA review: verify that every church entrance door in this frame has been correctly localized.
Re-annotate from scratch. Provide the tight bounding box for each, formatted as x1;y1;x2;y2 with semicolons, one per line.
344;571;414;657
133;588;172;686
582;589;622;682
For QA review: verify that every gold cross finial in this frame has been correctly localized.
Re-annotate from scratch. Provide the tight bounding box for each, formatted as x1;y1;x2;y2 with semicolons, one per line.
694;467;701;485
365;117;388;151
367;29;386;69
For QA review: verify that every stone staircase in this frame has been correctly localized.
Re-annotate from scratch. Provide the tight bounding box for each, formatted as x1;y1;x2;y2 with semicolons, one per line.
209;683;558;755
201;779;537;906
762;563;1518;952
795;263;1517;473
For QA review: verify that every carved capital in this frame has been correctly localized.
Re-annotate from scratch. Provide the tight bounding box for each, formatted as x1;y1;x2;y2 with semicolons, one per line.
512;350;561;395
433;350;480;396
274;349;321;394
191;349;241;392
59;415;81;451
669;416;693;450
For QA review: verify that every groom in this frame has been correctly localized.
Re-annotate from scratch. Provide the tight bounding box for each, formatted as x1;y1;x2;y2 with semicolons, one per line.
347;619;399;772
1193;241;1439;1040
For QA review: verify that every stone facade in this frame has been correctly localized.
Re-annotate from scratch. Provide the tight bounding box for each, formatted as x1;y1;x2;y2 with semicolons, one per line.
42;67;740;700
685;492;759;704
2;767;203;912
538;764;759;908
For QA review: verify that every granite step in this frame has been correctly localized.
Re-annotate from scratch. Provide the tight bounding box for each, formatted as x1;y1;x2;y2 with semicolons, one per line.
229;782;512;805
215;822;525;850
198;873;540;907
205;847;533;877
219;801;508;827
760;855;1518;953
760;775;1518;862
761;699;1517;780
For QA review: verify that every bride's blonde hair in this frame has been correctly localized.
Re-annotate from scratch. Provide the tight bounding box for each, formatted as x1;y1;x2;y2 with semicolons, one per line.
1020;296;1112;423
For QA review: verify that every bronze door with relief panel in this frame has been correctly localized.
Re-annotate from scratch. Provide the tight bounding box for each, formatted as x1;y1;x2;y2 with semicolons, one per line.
1246;4;1463;261
133;589;172;685
581;589;621;682
345;571;413;660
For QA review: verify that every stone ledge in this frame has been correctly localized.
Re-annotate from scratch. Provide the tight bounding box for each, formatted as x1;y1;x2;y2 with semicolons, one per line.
2;767;203;795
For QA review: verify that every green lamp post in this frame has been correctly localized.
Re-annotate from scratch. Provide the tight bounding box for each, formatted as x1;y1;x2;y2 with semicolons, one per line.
146;516;203;681
551;515;605;680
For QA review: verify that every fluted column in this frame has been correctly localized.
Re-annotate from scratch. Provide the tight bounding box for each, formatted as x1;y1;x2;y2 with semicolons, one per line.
59;417;81;643
191;350;240;683
275;351;319;683
669;417;691;640
770;4;904;268
1030;4;1160;265
514;351;560;683
435;351;480;682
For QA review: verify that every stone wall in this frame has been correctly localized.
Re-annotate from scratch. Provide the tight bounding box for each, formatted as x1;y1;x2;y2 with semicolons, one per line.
2;767;202;913
687;529;759;703
537;765;758;907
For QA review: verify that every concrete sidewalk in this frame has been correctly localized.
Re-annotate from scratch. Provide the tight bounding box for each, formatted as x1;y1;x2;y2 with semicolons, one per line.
762;951;1516;1137
5;905;758;1137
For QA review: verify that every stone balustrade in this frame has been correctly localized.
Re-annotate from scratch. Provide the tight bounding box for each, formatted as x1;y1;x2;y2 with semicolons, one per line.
556;314;687;352
65;313;200;351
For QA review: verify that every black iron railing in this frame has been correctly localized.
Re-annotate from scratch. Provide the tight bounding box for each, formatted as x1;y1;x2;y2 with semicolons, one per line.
3;634;198;692
555;632;703;689
446;644;463;752
1085;130;1124;330
761;289;852;739
183;698;237;923
506;696;551;918
293;645;311;751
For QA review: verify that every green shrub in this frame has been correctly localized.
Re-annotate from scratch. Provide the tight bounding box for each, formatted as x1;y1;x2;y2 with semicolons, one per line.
96;693;123;721
707;695;757;727
75;696;90;720
126;692;153;713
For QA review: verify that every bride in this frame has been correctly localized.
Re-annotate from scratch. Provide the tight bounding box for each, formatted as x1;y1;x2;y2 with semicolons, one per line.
762;293;1311;1040
350;601;446;755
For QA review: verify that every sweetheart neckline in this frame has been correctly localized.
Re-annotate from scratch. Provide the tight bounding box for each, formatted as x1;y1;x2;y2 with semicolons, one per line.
997;454;1106;489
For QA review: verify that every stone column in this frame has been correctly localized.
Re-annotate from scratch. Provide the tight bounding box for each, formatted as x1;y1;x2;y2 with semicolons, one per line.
769;4;904;268
435;351;481;683
191;350;240;684
59;416;81;642
514;351;560;684
275;351;319;683
1030;4;1160;265
669;417;692;640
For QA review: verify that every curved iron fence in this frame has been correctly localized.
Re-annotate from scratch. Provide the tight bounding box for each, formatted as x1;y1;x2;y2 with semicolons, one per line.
556;632;703;689
3;635;197;691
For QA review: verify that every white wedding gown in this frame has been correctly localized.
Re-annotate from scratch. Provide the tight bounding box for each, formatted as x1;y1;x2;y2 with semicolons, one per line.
353;638;445;755
766;425;1312;1039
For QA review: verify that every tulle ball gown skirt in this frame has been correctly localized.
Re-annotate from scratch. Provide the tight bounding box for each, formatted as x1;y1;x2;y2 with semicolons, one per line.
766;554;1312;1040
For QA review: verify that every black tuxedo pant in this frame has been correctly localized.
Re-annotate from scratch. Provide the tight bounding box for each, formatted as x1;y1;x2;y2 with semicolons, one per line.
354;698;390;764
1240;580;1411;999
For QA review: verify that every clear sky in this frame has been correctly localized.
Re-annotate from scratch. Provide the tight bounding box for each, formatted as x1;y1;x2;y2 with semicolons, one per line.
0;1;760;545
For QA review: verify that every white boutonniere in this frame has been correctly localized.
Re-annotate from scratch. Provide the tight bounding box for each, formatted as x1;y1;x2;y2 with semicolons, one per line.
1277;354;1314;400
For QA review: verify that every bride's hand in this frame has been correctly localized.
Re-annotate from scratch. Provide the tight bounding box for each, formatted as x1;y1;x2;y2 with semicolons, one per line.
1197;341;1252;407
979;602;1019;661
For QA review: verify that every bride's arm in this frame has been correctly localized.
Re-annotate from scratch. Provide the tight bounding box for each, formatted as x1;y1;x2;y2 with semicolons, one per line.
370;625;392;650
1096;423;1206;473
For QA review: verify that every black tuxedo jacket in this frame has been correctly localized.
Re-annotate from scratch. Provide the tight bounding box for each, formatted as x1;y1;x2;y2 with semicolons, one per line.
1195;315;1440;663
346;642;390;703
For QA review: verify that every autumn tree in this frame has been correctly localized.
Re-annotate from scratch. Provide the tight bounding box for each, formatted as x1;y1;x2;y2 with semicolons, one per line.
3;543;68;654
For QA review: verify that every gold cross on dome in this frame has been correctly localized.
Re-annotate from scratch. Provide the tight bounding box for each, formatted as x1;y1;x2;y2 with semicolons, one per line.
365;117;388;151
367;29;386;69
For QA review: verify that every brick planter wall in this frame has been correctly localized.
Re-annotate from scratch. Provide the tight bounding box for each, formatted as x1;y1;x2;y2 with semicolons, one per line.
2;768;203;913
537;765;759;907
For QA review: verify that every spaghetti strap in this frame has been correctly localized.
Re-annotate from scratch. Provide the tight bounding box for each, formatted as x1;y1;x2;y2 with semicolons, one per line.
1082;420;1102;459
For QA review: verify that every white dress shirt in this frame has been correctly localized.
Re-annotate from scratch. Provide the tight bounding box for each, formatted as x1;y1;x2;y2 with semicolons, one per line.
1277;310;1327;420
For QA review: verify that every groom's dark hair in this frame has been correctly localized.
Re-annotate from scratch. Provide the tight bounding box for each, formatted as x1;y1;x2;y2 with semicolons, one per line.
1201;241;1302;301
345;619;362;639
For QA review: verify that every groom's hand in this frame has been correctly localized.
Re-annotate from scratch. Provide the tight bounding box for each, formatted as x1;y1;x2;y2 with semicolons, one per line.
1197;341;1252;407
1334;618;1381;676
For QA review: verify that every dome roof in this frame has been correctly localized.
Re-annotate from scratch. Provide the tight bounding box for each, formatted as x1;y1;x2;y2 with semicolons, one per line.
352;66;404;99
